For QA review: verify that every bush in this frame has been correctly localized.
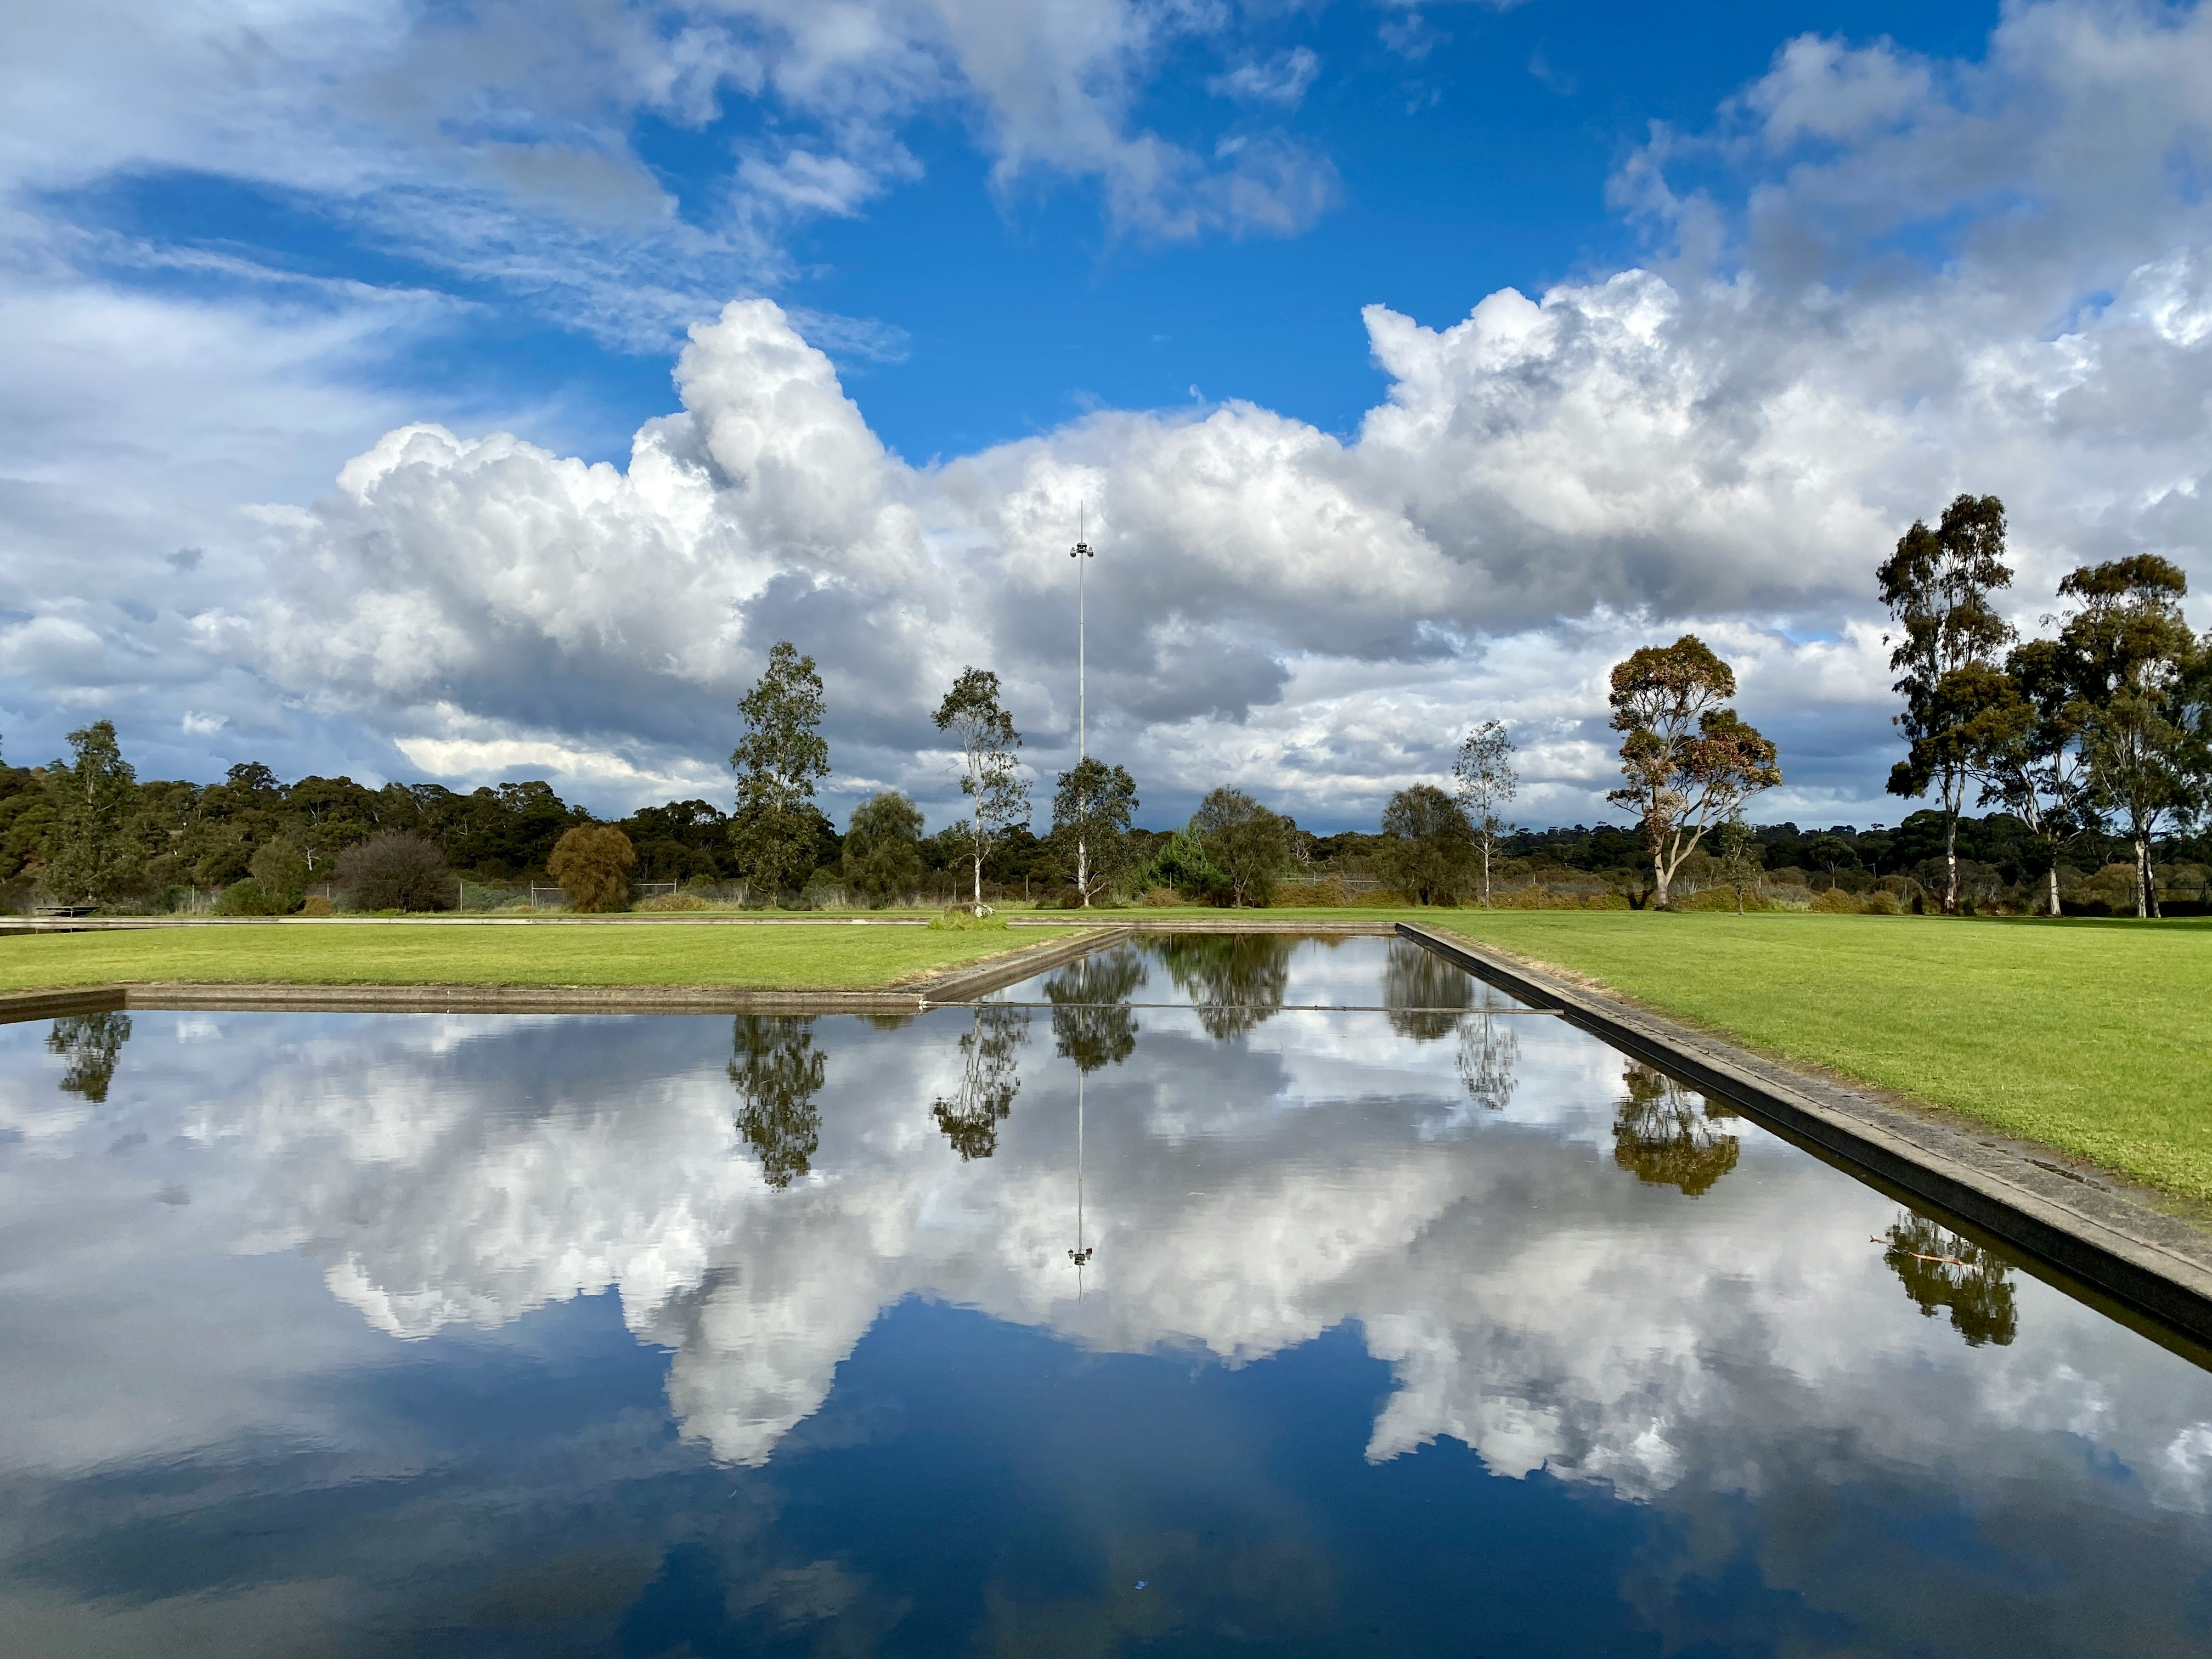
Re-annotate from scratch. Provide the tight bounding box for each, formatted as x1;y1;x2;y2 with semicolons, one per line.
248;837;309;905
1139;887;1184;907
298;893;335;917
1274;876;1352;907
1811;887;1863;914
215;877;290;916
929;906;1008;930
547;825;636;913
636;890;708;911
335;832;454;912
1861;889;1903;915
1672;887;1754;912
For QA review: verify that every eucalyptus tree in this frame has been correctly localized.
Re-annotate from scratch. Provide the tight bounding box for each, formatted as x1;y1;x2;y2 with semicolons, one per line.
1877;493;2015;913
1713;815;1763;915
1961;640;2090;917
1605;636;1781;909
2052;556;2207;918
41;720;141;905
1451;719;1517;906
1376;783;1476;906
730;641;831;902
842;790;924;906
1189;786;1289;908
935;667;1029;910
1051;757;1137;906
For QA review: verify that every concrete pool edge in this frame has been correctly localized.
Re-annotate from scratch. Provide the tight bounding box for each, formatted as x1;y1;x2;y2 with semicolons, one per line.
1399;921;2212;1347
0;926;1134;1018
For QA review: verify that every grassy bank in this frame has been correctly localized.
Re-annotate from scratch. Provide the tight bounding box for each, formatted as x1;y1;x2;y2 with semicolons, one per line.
0;922;1074;991
1423;910;2212;1204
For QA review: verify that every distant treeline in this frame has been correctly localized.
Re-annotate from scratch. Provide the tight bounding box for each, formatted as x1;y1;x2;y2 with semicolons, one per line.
1500;814;2212;887
6;730;2202;915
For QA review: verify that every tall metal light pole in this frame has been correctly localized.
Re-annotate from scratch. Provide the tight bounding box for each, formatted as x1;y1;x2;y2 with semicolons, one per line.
1070;511;1094;901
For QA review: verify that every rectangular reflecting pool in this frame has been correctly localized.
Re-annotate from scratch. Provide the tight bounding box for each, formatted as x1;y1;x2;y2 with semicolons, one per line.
4;934;2211;1656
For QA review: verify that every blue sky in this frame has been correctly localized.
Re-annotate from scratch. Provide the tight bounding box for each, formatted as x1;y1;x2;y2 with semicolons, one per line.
2;0;2207;831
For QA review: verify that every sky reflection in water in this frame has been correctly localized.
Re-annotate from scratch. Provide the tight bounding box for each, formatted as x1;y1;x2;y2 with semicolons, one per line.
3;935;2210;1656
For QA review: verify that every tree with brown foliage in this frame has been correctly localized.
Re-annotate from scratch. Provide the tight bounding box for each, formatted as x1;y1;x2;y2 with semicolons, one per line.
547;824;636;912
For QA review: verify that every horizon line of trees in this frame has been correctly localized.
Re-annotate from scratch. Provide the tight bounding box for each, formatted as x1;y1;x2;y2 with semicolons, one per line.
13;500;2212;919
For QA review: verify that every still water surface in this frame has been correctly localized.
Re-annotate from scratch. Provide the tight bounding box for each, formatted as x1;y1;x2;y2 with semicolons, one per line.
4;935;2211;1655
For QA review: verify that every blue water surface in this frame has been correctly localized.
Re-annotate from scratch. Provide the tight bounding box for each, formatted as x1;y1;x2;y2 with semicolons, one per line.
1;935;2208;1656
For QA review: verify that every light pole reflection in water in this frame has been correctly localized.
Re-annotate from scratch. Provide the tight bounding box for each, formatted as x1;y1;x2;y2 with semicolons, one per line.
1068;1066;1093;1294
1045;949;1146;1296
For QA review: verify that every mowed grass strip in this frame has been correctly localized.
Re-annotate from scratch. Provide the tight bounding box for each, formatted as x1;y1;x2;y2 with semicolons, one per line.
1421;910;2212;1202
0;922;1077;992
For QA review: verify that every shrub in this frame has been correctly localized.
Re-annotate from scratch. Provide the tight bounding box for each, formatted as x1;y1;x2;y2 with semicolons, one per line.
298;893;335;917
1811;887;1864;914
1861;889;1903;915
215;877;289;916
1764;885;1816;911
547;825;636;913
1139;887;1183;907
636;890;708;911
335;832;454;912
929;906;1008;930
1274;876;1352;907
248;837;309;905
1670;887;1740;912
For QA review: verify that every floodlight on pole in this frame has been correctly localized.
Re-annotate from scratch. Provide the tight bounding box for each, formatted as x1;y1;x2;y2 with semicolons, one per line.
1070;509;1095;901
1070;507;1092;763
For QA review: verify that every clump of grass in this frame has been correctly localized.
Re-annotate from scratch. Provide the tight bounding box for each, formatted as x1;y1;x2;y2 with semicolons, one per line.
928;906;1009;932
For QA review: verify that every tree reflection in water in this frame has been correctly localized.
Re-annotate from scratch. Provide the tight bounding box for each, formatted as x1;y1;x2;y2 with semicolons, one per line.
1611;1063;1740;1197
1383;938;1475;1041
932;1004;1030;1161
1044;948;1145;1075
1146;933;1294;1038
1882;1213;2019;1347
729;1015;826;1189
47;1012;131;1104
1455;1015;1520;1114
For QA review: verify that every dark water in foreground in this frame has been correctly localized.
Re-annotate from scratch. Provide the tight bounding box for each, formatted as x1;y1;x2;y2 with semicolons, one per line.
3;935;2210;1656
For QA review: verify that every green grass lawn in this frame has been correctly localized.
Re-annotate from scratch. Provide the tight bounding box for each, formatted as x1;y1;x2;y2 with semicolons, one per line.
1409;910;2212;1204
0;922;1075;992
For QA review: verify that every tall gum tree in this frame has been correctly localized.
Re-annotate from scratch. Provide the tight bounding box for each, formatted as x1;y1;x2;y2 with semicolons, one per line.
729;641;830;904
41;720;141;905
1877;493;2015;914
1052;758;1137;907
2053;556;2207;919
935;667;1028;910
1605;636;1781;910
